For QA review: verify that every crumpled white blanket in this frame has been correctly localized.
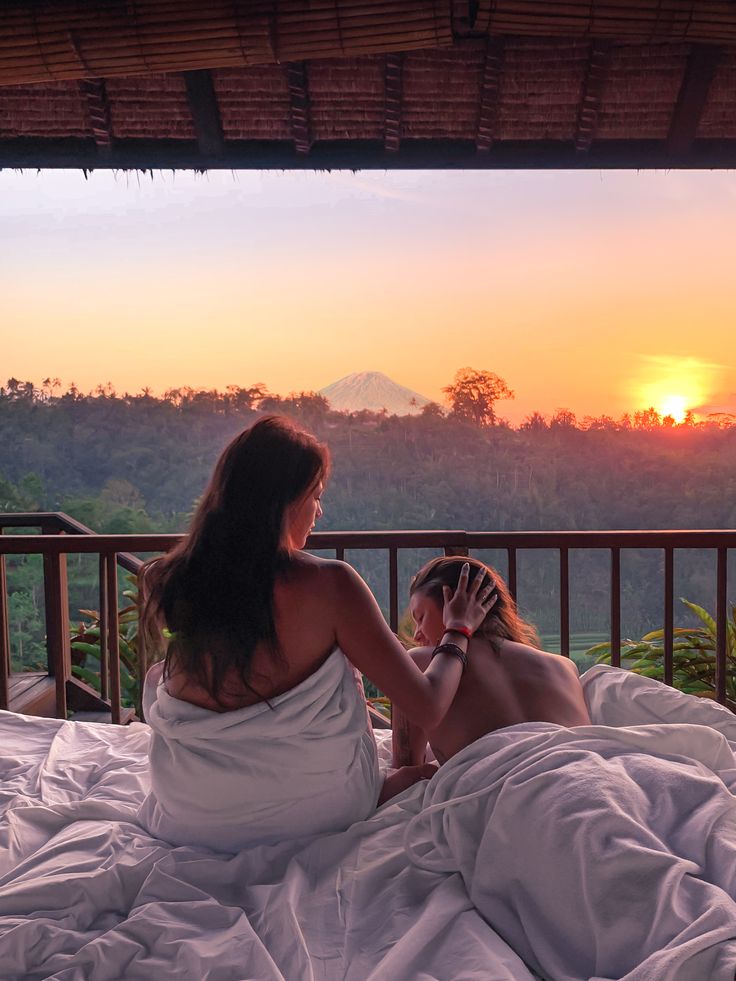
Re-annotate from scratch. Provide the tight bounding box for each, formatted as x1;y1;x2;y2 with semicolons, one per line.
0;711;532;981
138;649;381;851
407;668;736;980
1;665;736;980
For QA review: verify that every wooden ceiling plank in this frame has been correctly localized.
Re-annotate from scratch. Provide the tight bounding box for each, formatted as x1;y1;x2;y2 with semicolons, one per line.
183;69;224;158
476;37;504;152
286;62;311;155
667;44;722;156
384;52;402;151
575;40;612;153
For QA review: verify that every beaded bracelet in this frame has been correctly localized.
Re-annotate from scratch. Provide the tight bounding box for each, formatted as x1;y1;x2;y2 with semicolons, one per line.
430;642;468;669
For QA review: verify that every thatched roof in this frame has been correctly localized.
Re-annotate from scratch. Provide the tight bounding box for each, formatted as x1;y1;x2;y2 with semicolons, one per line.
1;1;735;170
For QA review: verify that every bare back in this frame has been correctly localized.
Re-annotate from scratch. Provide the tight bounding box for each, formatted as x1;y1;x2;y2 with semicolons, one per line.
406;638;592;765
164;552;347;710
161;553;469;735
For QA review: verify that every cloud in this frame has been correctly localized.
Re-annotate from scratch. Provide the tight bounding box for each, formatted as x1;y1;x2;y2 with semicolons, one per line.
628;354;734;415
635;354;731;373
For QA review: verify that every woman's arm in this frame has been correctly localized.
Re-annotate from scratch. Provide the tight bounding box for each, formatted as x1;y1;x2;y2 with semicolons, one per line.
392;649;431;766
392;703;430;767
330;560;492;731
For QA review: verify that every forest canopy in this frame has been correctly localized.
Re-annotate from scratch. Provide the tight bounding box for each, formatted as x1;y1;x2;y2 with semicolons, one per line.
2;375;735;666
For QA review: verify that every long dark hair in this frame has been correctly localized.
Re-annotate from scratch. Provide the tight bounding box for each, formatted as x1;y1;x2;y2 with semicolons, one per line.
141;415;330;704
409;555;539;649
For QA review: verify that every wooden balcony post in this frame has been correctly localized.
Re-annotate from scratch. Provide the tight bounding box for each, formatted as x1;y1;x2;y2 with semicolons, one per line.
135;569;148;720
716;547;728;704
105;554;122;724
506;547;517;603
560;548;570;657
43;551;70;719
0;552;10;710
389;548;399;633
610;548;621;668
664;548;674;687
98;555;109;702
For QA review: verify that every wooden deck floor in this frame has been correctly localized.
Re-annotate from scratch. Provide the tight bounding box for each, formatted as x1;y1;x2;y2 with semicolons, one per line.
7;672;136;724
9;672;57;716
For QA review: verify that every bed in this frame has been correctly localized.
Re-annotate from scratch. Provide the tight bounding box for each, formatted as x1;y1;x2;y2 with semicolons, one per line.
2;666;736;981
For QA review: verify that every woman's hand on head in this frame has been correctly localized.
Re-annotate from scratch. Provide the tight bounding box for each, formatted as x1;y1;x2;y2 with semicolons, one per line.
442;562;497;635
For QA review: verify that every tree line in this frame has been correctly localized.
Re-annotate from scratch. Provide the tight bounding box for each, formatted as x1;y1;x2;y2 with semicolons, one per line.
2;373;735;669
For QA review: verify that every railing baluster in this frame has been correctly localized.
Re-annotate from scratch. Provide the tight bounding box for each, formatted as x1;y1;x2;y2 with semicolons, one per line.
136;575;147;721
389;547;399;633
336;546;345;562
105;553;122;724
98;554;109;702
664;547;674;687
0;549;10;711
610;547;621;668
1;524;735;714
507;547;517;603
560;548;570;657
716;547;728;705
43;550;70;719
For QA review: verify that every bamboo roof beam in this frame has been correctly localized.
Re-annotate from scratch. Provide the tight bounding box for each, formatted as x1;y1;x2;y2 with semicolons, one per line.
471;1;736;45
0;1;454;87
384;53;403;152
667;43;722;156
286;62;311;155
575;40;612;153
476;38;503;152
78;77;113;157
183;69;223;158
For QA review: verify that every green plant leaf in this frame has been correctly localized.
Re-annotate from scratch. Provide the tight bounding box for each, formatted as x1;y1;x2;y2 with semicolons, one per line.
71;641;102;660
680;599;717;638
71;665;102;690
585;642;611;656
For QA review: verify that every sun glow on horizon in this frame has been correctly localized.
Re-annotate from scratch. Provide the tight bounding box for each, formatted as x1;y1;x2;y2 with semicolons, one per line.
656;394;690;424
633;355;726;425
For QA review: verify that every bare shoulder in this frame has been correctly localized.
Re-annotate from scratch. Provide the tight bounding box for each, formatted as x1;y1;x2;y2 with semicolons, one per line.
499;639;581;673
278;551;347;584
276;554;369;609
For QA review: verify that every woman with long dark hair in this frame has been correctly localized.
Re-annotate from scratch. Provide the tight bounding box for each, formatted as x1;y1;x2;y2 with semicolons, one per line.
138;416;495;851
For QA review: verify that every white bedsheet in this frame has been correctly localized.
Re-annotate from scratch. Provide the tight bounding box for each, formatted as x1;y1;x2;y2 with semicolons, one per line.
0;668;735;980
0;711;533;980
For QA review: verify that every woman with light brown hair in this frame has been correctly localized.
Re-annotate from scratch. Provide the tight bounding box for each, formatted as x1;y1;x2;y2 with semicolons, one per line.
393;555;591;768
137;415;496;851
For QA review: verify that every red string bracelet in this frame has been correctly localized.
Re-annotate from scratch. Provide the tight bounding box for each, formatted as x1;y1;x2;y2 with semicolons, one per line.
445;624;472;639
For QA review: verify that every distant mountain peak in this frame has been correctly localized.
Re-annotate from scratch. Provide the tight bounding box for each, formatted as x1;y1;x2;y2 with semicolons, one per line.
319;371;431;416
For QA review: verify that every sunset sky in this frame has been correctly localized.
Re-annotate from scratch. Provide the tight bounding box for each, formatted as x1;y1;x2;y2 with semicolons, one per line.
2;167;735;425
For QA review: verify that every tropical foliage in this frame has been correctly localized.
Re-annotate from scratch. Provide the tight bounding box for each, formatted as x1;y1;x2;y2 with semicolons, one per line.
585;598;736;709
2;376;736;672
442;367;514;427
70;575;146;713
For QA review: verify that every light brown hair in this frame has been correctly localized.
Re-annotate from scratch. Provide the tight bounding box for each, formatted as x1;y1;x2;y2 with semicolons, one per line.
409;555;539;649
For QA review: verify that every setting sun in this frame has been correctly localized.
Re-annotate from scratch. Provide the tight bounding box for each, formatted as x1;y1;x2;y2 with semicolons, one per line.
633;355;725;425
657;394;689;423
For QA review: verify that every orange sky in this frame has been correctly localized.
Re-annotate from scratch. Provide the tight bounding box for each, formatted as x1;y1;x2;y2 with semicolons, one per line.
2;168;735;424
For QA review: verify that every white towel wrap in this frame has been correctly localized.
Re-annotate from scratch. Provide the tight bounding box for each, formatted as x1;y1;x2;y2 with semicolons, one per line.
137;648;381;851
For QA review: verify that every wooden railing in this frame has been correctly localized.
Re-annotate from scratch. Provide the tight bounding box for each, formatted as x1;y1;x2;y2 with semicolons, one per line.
1;514;734;721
